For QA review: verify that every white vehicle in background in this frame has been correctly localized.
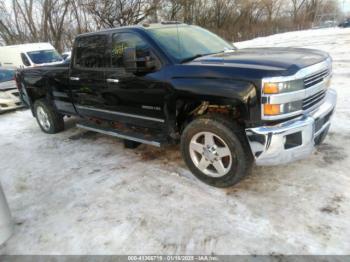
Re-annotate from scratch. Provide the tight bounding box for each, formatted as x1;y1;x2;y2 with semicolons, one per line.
0;43;64;68
0;67;23;112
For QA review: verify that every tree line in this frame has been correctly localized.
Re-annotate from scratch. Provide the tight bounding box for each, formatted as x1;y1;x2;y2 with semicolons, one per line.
0;0;341;52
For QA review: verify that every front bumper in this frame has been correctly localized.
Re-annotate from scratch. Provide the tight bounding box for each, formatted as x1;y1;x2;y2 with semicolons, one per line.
246;89;337;166
0;89;23;112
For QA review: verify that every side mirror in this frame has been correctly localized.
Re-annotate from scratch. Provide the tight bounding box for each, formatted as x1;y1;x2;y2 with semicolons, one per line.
123;47;137;73
123;47;156;73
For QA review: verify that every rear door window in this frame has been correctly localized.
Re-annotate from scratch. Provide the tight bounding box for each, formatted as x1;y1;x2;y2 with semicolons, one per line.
74;35;108;69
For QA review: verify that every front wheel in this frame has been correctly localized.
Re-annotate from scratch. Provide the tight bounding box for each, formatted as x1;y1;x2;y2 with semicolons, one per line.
34;99;64;134
181;116;253;188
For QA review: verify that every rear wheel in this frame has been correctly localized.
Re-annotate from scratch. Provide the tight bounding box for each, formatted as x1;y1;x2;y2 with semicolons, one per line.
181;116;253;188
34;99;64;134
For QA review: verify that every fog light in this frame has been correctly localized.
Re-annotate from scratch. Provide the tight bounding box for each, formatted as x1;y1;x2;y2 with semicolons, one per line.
285;132;302;149
264;104;280;115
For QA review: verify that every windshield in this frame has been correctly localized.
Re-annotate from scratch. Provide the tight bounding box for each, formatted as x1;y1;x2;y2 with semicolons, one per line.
27;49;63;64
0;69;15;83
148;25;235;63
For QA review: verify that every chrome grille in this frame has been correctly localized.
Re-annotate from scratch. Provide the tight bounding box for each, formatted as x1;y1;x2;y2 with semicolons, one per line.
302;67;330;111
261;58;332;121
304;69;329;89
302;90;326;110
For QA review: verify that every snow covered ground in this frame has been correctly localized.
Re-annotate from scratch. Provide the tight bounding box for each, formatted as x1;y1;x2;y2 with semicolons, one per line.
1;28;350;255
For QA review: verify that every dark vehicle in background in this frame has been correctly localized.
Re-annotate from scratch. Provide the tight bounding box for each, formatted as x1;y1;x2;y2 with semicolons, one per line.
0;68;23;112
339;18;350;28
16;23;337;188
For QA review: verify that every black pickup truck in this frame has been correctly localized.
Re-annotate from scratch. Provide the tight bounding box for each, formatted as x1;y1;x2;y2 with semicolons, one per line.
16;23;337;187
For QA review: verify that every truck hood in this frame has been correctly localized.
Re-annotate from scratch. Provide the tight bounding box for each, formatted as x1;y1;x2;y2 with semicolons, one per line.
189;47;330;75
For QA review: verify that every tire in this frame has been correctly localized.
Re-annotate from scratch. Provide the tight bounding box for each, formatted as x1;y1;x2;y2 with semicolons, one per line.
34;99;64;134
181;115;253;188
124;140;141;149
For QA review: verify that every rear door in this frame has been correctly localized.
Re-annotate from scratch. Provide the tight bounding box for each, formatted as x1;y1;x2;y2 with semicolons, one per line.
69;34;109;118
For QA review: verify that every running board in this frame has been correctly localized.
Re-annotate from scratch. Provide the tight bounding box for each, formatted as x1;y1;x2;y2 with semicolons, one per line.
76;123;163;147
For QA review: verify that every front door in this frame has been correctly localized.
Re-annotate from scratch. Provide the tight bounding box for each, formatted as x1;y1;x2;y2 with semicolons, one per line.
69;34;108;118
103;32;168;126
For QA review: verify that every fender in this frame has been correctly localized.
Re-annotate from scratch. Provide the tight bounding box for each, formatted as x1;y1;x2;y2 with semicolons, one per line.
18;65;74;116
162;76;258;135
19;69;49;115
170;77;257;107
160;63;262;126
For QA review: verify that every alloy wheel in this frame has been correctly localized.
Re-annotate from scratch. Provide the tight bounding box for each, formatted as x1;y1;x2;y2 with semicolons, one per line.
189;131;233;177
36;106;51;131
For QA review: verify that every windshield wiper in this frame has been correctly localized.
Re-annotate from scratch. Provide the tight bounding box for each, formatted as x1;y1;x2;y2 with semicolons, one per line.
180;54;211;64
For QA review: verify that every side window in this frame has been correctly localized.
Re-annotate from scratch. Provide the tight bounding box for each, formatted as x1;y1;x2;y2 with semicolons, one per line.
111;33;153;68
74;35;107;69
21;53;31;66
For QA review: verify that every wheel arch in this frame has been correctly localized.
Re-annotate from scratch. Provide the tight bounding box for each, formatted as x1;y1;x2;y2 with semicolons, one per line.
176;98;242;132
169;77;257;133
22;79;54;117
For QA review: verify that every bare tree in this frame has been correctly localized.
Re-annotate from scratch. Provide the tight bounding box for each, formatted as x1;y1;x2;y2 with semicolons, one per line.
0;0;343;50
83;0;156;28
291;0;307;27
162;0;183;21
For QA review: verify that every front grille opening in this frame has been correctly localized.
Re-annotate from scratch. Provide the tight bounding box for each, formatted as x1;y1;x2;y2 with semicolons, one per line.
304;69;329;89
0;104;8;108
314;125;330;145
314;110;334;133
285;132;302;149
302;90;326;111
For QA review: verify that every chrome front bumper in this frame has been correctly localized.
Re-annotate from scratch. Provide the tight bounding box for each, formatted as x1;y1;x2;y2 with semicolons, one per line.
246;89;337;166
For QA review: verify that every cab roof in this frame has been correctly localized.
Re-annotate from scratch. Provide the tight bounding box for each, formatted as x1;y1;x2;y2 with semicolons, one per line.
77;22;189;38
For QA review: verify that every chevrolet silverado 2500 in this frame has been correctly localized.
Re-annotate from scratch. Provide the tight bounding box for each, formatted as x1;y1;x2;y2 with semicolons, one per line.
16;23;337;188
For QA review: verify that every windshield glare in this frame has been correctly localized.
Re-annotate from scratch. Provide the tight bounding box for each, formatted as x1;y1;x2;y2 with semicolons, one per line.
0;69;15;83
148;26;234;63
27;50;63;64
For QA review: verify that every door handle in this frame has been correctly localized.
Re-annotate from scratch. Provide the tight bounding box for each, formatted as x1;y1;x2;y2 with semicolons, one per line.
70;76;80;81
106;78;119;83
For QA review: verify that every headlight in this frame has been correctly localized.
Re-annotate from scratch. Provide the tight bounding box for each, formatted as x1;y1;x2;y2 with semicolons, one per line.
262;79;304;117
0;92;11;99
263;79;304;94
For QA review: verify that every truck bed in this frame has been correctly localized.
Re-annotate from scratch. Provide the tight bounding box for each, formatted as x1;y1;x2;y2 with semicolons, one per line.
17;62;75;115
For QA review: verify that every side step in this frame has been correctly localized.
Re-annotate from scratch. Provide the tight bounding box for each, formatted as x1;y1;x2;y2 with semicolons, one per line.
76;123;166;147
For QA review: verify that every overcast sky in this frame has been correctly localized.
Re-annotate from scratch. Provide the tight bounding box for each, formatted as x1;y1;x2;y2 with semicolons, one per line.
2;0;350;13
